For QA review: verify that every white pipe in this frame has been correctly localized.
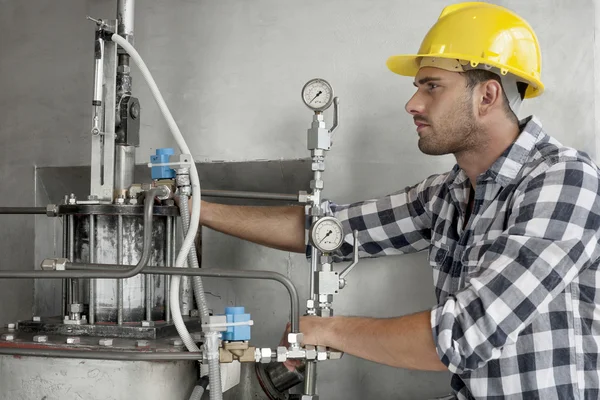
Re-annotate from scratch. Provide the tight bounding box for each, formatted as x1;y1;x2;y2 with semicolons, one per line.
111;34;223;399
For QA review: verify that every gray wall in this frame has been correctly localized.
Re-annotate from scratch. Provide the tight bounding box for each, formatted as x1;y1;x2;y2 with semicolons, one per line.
0;0;597;399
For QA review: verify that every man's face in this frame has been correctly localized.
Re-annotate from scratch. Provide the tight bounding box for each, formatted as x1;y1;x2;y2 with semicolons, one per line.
405;67;482;156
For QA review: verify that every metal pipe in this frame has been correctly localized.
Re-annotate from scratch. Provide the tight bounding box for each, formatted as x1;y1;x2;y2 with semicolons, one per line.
114;145;135;196
117;214;124;325
69;215;76;302
0;207;46;214
0;187;165;279
201;189;299;202
145;274;152;321
89;214;96;325
117;0;135;44
68;265;300;333
165;216;173;322
0;347;201;361
61;215;68;315
304;361;317;395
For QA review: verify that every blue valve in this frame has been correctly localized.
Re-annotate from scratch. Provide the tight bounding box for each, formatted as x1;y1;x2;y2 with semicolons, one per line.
222;306;251;342
150;148;176;180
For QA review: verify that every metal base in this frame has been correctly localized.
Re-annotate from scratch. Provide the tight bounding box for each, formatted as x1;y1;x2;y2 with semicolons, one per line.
16;316;202;340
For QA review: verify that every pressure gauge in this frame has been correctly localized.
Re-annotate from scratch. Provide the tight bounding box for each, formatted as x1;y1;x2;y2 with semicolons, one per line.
310;216;344;253
302;78;334;112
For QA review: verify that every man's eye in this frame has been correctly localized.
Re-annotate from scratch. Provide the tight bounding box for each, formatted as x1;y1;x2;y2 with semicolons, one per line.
428;84;439;90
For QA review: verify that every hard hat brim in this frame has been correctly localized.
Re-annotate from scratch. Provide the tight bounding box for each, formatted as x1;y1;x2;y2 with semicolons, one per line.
386;54;544;99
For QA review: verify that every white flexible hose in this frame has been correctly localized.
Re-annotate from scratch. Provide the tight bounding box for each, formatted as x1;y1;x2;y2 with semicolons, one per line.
112;34;222;399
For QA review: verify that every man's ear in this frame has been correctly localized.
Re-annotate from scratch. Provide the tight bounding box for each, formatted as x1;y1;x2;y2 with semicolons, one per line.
477;79;502;115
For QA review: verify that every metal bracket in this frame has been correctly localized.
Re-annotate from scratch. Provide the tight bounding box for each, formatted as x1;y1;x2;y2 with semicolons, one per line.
338;230;359;288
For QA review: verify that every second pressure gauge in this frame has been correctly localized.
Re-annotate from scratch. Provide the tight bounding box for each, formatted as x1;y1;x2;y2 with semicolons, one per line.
310;216;344;253
302;78;334;112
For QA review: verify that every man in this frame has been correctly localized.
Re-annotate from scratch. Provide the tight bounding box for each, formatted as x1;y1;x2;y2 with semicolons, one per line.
197;3;600;399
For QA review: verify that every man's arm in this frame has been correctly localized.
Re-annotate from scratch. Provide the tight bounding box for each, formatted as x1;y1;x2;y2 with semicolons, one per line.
300;312;447;371
200;200;306;253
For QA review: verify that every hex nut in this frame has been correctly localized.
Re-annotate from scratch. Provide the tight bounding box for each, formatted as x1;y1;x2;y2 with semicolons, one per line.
2;334;15;341
171;338;183;347
287;332;304;345
305;345;317;360
136;340;149;347
318;294;334;304
46;204;58;217
99;338;113;347
33;335;48;343
66;337;81;344
32;316;41;322
7;323;16;330
141;320;155;327
316;346;327;361
306;299;315;309
260;348;272;363
328;350;343;360
277;346;288;362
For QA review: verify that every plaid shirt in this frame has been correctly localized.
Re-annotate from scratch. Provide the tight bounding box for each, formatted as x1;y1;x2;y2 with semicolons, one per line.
325;116;600;399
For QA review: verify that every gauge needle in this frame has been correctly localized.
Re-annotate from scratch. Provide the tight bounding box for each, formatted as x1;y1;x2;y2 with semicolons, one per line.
309;91;322;104
319;230;332;243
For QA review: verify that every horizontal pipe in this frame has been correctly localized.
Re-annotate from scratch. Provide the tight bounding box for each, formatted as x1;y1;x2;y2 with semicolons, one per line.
0;207;46;215
202;189;299;202
0;187;165;279
68;265;300;333
0;347;202;361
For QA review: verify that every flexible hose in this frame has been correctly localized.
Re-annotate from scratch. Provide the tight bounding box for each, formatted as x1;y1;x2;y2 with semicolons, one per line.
188;385;204;400
180;194;210;321
111;34;222;400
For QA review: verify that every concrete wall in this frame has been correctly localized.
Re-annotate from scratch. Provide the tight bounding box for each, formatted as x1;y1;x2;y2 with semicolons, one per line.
0;1;596;399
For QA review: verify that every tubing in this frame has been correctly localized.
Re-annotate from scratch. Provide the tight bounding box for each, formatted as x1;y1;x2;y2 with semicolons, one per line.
66;265;300;333
0;347;202;361
189;385;205;400
179;194;210;321
0;188;163;279
201;190;299;202
0;207;46;214
109;33;219;398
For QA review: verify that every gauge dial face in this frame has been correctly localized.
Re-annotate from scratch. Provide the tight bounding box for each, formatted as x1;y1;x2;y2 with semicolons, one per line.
310;216;344;253
301;79;334;111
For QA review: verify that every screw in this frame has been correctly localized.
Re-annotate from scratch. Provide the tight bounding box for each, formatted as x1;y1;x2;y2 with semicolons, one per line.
32;316;41;322
33;335;48;343
2;334;15;341
66;337;80;344
136;340;149;347
99;338;113;347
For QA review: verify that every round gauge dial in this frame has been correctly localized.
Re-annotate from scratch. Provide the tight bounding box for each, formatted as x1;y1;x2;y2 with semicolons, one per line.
310;216;344;253
301;79;334;111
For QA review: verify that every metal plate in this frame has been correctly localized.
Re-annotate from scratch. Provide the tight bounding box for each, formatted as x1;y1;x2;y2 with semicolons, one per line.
16;316;202;340
57;204;179;216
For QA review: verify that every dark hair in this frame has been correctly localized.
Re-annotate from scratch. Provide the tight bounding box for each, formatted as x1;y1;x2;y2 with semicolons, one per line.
460;69;527;123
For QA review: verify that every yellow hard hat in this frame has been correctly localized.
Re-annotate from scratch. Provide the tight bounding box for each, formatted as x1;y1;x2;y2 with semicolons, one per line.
386;2;544;98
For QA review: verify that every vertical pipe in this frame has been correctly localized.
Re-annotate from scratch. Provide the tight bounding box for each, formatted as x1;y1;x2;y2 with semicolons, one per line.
165;216;173;322
68;215;76;303
145;273;152;321
62;215;68;316
117;0;135;44
117;214;124;325
89;215;96;325
114;145;136;198
304;361;317;395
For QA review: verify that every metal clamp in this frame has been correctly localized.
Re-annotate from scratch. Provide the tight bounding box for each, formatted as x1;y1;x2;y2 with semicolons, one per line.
338;230;359;289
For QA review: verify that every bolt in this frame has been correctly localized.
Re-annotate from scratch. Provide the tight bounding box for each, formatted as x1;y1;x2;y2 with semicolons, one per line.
115;195;125;205
33;335;48;343
68;194;77;205
130;102;140;119
190;309;199;318
32;316;41;322
2;334;15;341
136;340;149;348
99;338;113;347
170;338;183;347
306;299;315;309
6;323;16;330
141;320;155;327
277;346;288;362
66;337;80;344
